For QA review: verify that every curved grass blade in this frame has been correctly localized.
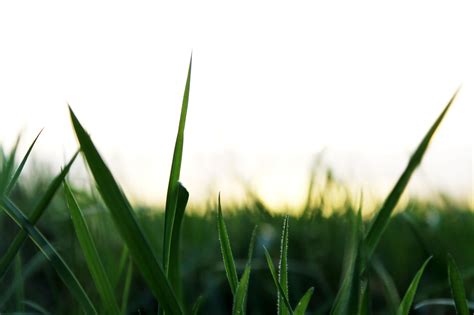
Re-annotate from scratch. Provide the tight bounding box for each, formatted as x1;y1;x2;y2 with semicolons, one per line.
232;265;251;315
217;193;239;295
22;300;52;315
5;129;43;195
65;182;121;315
279;216;290;315
163;55;192;275
396;256;432;315
0;198;97;314
372;258;400;315
169;182;189;298
191;296;204;315
365;89;459;259
294;287;314;315
0;151;79;278
69;107;182;314
447;254;469;315
263;247;293;315
415;298;474;311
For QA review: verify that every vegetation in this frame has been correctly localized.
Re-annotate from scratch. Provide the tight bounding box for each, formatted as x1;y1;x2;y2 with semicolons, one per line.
0;58;471;314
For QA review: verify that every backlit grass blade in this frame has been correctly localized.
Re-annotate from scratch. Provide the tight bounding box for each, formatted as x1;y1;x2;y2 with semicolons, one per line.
279;216;290;315
65;182;121;315
232;265;251;315
163;55;192;275
294;287;314;315
396;256;432;315
447;254;469;315
263;247;293;315
217;193;239;295
69;107;183;314
169;182;189;298
0;197;97;314
0;135;20;194
5;129;43;195
0;151;79;278
365;89;459;259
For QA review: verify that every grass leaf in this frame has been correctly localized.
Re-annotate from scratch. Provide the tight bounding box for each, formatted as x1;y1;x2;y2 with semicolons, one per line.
69;107;183;314
232;265;251;315
65;182;121;315
364;89;459;259
294;287;314;315
279;216;290;315
447;254;469;315
396;256;432;315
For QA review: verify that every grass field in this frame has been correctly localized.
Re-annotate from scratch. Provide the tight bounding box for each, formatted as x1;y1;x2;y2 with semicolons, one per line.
0;59;472;314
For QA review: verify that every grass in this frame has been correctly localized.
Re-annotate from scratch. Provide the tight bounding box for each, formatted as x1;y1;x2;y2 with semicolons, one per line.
0;60;471;314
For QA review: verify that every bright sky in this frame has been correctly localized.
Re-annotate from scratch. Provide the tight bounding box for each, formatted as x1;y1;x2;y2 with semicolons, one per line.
0;1;472;209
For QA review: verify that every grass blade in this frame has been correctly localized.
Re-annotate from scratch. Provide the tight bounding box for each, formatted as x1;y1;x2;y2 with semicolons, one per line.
372;258;400;315
232;265;251;315
263;247;293;315
65;182;121;315
121;258;133;314
69;107;183;314
396;256;432;315
191;296;204;315
279;216;290;315
294;287;314;315
0;197;97;314
163;55;193;275
217;193;239;295
0;134;21;194
0;151;79;278
447;254;469;315
169;182;189;298
247;225;258;265
5;129;43;195
364;89;459;259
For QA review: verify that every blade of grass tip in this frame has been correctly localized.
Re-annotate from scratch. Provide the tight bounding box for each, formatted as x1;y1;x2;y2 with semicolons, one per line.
263;247;294;315
5;129;43;195
0;134;21;194
169;182;189;299
294;287;314;315
69;107;182;314
0;198;97;314
121;258;133;315
191;296;204;315
247;225;258;266
364;89;459;259
279;216;290;315
163;55;192;276
0;151;79;279
447;254;469;315
232;264;251;315
217;193;239;295
396;256;432;315
65;182;121;315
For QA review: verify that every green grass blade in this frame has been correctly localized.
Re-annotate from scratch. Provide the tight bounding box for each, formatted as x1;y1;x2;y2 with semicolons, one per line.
69;107;183;314
22;300;52;315
396;256;432;315
121;259;133;314
279;216;290;315
169;182;189;298
232;265;251;315
217;193;239;295
263;247;294;315
364;89;459;259
5;129;43;195
65;182;121;315
0;197;97;314
163;55;192;275
0;134;21;194
191;296;204;315
294;287;314;315
0;151;79;278
372;258;400;315
447;254;469;315
247;225;258;265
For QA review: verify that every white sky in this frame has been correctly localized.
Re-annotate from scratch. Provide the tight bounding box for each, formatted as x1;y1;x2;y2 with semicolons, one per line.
0;1;472;209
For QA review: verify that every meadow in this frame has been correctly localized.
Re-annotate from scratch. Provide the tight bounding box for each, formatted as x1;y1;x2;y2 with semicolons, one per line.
0;58;472;314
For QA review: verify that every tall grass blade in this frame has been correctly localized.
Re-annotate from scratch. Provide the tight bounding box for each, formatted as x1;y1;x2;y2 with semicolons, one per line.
5;129;42;195
364;89;459;259
69;107;182;314
294;287;314;315
121;259;133;314
263;247;293;315
163;55;193;275
232;264;251;315
0;135;21;194
279;216;290;315
372;258;400;315
247;225;258;265
447;254;469;315
396;256;432;315
217;193;239;295
65;182;121;315
0;197;97;314
0;151;79;278
169;182;189;298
